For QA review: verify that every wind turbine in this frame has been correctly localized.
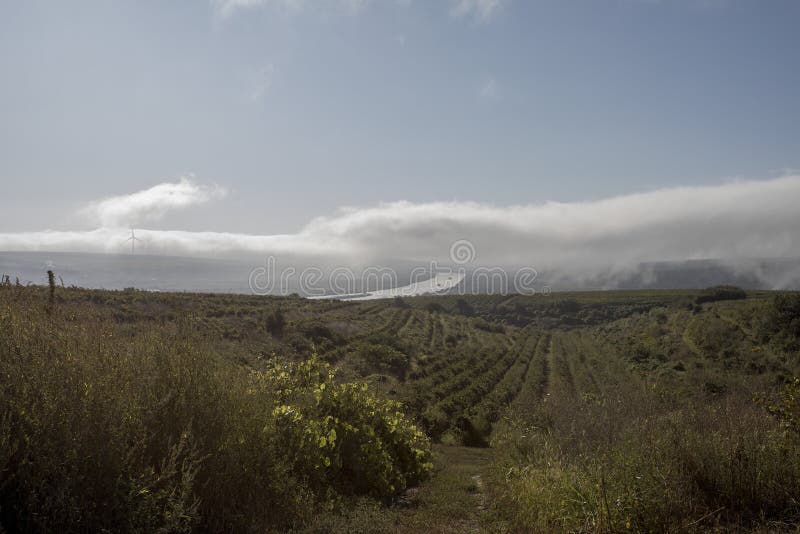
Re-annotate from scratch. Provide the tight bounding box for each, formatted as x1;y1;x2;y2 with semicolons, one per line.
126;228;142;255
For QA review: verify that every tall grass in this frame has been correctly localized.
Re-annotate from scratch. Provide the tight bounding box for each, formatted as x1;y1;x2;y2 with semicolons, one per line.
490;372;800;532
0;287;431;532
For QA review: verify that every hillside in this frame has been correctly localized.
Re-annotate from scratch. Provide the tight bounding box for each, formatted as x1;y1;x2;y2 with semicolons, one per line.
1;281;800;532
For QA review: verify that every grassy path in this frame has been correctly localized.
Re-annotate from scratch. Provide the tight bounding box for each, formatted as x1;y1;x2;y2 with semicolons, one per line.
393;445;503;533
310;445;508;534
311;445;504;533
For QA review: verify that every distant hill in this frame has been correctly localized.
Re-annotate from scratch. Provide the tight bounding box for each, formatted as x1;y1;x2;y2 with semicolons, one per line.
533;258;800;291
1;251;798;295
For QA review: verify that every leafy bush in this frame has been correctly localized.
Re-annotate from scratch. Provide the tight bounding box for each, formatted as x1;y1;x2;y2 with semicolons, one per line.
300;321;346;350
473;318;505;333
267;357;432;497
757;376;800;435
0;291;431;532
352;343;410;378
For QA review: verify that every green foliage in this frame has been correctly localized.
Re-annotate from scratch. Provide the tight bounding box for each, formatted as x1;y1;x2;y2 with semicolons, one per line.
265;308;286;337
301;321;344;349
3;283;799;531
757;376;800;435
489;318;800;533
695;285;747;304
473;318;505;333
266;357;432;497
456;416;490;447
425;302;444;313
493;391;800;532
392;296;408;308
762;293;800;347
0;290;431;533
455;298;474;316
353;342;410;378
552;298;580;313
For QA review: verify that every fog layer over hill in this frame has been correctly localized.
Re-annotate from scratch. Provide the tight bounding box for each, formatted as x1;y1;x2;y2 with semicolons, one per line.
1;175;799;292
2;252;799;295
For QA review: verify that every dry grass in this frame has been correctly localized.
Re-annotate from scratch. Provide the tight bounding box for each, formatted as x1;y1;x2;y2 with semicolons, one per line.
0;286;431;533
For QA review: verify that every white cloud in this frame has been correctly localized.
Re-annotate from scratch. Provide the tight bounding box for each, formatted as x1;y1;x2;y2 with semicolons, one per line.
293;175;800;270
80;176;227;228
0;227;339;258
4;175;800;286
449;0;504;21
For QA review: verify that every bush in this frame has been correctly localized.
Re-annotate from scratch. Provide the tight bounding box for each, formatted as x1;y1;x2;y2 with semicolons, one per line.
350;342;410;379
762;293;800;347
425;302;444;313
0;292;431;532
301;321;345;350
455;299;474;316
265;309;286;337
553;299;580;313
474;318;505;334
757;376;800;435
392;297;408;308
267;357;432;497
695;285;747;305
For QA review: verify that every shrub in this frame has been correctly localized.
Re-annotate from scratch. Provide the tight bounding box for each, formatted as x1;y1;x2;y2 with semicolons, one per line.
350;342;410;379
474;318;505;333
392;297;408;308
757;376;800;435
265;309;286;337
762;293;800;347
695;285;747;305
267;357;432;497
301;321;345;349
0;291;431;532
425;302;444;313
554;299;580;313
455;299;475;316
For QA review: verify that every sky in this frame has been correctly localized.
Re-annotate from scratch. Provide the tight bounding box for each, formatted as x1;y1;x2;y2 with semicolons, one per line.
1;0;799;273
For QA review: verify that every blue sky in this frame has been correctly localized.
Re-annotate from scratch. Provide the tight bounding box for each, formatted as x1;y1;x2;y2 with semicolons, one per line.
1;0;798;234
1;0;799;273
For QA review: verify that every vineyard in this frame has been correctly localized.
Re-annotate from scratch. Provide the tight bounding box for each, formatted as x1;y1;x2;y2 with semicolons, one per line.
2;282;800;532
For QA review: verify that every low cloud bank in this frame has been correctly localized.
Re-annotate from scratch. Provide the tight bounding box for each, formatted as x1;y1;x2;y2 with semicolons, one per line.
2;175;800;288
